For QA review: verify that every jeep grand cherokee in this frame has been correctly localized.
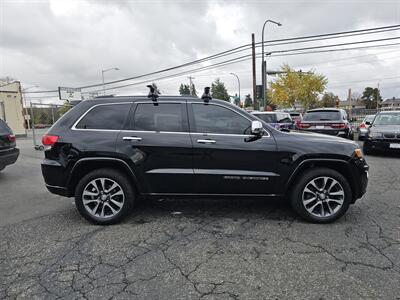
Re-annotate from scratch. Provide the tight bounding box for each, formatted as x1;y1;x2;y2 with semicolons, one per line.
41;94;368;224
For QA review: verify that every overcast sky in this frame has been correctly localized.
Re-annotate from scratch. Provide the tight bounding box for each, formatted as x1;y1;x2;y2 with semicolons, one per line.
1;0;400;104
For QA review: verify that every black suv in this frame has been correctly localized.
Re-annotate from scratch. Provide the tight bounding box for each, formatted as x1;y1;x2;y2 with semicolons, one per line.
299;108;354;139
41;95;368;224
0;119;19;172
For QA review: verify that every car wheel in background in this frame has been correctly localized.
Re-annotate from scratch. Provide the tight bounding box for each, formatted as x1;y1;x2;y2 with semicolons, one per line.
74;168;135;225
290;168;352;223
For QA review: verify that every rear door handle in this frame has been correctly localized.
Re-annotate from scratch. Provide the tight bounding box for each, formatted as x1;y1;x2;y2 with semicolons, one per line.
197;139;216;144
123;136;142;141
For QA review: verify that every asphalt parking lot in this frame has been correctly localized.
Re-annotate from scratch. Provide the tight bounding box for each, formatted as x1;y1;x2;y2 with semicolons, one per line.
1;131;400;299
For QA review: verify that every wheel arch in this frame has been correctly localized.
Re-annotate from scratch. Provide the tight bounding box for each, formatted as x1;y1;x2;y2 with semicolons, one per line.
67;157;141;197
285;158;357;202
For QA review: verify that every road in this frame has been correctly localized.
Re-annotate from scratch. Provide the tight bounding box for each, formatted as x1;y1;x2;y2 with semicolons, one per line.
1;132;399;299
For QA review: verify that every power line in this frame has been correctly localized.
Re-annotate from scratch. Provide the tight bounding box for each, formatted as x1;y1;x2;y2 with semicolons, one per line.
26;24;400;94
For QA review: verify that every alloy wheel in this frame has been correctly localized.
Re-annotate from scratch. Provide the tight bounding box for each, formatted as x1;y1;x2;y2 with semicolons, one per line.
82;177;125;219
302;176;345;218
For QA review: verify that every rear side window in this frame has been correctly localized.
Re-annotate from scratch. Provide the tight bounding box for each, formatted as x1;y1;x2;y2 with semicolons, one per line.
0;119;11;133
130;103;184;132
192;104;251;134
303;111;341;121
75;103;130;130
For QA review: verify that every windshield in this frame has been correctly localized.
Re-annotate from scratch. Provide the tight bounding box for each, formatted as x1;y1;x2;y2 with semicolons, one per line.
303;111;341;121
276;112;292;123
364;115;375;122
373;113;400;125
253;113;276;123
0;119;11;134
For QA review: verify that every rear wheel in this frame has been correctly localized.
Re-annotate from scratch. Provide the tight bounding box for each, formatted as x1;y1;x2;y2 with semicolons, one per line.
75;168;135;225
290;168;352;223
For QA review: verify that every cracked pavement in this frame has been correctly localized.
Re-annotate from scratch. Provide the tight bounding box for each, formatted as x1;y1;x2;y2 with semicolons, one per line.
1;135;400;299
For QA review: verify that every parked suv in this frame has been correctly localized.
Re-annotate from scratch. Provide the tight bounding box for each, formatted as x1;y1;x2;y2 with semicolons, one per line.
0;119;19;172
41;95;368;224
299;108;354;139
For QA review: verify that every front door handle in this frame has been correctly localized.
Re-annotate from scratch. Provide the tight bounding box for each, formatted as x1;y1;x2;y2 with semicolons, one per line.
123;136;142;141
197;139;216;144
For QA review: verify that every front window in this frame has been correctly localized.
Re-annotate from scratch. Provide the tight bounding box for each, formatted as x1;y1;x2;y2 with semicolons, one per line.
303;111;341;121
373;113;400;125
192;104;251;135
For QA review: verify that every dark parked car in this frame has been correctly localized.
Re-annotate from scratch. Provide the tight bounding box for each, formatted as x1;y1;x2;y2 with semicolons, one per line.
252;111;294;131
363;111;400;154
0;119;19;172
41;93;368;224
299;108;354;139
357;114;375;140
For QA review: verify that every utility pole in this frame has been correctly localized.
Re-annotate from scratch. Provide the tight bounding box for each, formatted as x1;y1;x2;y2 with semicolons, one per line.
252;33;257;109
377;81;380;110
188;76;195;95
348;88;352;119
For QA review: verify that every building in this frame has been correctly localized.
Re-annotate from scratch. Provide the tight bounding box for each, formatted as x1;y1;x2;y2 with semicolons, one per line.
0;81;26;136
381;97;400;109
339;99;365;109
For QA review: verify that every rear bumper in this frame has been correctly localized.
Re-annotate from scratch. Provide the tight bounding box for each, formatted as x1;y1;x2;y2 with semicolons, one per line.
41;158;71;197
0;148;19;168
301;128;349;138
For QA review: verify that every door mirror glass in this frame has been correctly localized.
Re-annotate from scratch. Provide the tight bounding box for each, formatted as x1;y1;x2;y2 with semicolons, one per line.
251;120;263;135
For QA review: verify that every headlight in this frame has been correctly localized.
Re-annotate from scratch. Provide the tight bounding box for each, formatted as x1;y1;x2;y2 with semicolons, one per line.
369;132;383;139
354;148;363;158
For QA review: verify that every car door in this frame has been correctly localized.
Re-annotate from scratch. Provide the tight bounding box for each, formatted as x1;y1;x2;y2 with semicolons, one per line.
188;101;278;196
116;100;193;195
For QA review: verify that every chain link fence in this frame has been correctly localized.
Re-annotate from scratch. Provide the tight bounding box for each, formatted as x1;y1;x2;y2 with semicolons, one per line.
28;102;73;150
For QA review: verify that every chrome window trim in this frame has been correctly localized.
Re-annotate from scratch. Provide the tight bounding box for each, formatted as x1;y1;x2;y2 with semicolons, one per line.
188;102;271;138
71;102;132;131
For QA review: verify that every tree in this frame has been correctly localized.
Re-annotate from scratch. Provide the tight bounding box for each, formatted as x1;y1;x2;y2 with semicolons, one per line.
268;64;327;109
179;84;191;95
179;83;197;96
190;83;198;97
59;101;72;116
361;87;382;109
319;92;337;108
244;94;253;107
211;78;230;101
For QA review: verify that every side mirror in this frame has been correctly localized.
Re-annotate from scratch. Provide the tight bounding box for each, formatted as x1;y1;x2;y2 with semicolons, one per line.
365;121;371;126
251;120;263;136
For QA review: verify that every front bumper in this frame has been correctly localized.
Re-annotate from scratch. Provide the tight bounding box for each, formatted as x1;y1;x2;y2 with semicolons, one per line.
0;147;19;168
364;139;400;152
349;157;369;202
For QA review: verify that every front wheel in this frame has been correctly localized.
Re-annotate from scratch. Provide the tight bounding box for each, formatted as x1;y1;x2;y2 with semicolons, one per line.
290;168;352;223
75;168;135;225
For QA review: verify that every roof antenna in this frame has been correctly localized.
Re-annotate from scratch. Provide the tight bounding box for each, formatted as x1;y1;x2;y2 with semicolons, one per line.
201;87;212;103
147;83;160;101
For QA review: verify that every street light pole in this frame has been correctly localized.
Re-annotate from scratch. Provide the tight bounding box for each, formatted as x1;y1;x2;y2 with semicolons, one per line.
262;19;281;110
101;67;120;95
230;72;240;106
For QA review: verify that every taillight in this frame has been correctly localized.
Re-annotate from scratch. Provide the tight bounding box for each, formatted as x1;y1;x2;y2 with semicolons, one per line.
330;123;346;129
299;123;311;129
359;123;366;129
6;134;16;143
42;135;59;148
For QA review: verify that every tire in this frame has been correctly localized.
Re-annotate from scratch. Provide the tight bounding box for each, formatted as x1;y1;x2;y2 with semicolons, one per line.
348;132;354;140
290;168;352;223
75;168;135;225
